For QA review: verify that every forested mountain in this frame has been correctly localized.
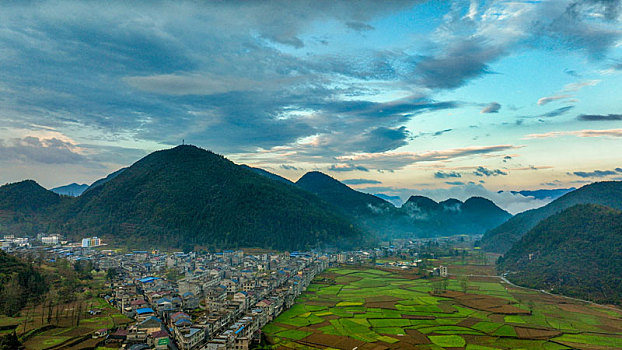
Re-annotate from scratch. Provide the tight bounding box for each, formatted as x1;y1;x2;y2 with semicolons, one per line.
54;145;367;250
294;172;511;238
398;195;511;237
50;183;89;196
0;250;47;316
497;204;622;304
296;171;394;216
480;181;622;253
0;180;61;212
240;165;295;185
0;180;65;235
82;167;126;194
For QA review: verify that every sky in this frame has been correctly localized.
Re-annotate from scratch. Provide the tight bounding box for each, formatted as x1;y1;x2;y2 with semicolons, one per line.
0;0;621;213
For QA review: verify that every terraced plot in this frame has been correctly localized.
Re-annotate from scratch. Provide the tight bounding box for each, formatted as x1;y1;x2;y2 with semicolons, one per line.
262;266;622;349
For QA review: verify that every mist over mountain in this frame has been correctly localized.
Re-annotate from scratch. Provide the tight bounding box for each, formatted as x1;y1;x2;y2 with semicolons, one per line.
497;204;622;304
293;171;511;238
480;181;622;253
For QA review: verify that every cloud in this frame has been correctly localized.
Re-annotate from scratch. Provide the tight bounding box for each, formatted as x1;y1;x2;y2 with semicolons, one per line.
577;114;622;121
336;144;520;170
280;164;299;171
432;128;453;136
473;166;508;177
481;102;501;113
537;80;600;105
525;128;622;139
328;164;369;172
540;106;575;118
0;137;86;164
346;21;375;32
537;95;571;106
445;181;465;185
572;169;620;178
414;38;503;89
434;171;462;179
341;178;382;185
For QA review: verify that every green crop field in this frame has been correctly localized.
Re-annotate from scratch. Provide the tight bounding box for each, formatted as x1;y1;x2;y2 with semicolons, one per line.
261;265;622;349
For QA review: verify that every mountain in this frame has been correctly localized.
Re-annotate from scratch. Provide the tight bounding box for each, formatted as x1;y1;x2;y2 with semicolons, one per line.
83;167;127;194
373;193;403;207
400;196;511;237
296;171;394;216
294;172;511;238
504;188;576;200
497;204;622;304
240;165;294;185
55;145;367;250
51;183;89;196
480;181;622;253
0;180;61;212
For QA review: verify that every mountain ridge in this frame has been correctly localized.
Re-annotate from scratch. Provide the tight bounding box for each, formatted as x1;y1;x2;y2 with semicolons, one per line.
480;181;622;253
497;204;622;304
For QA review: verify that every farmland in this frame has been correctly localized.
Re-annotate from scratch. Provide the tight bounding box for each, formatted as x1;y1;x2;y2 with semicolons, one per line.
261;262;622;349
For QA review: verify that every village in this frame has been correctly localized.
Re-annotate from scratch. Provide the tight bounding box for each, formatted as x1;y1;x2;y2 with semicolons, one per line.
0;233;464;350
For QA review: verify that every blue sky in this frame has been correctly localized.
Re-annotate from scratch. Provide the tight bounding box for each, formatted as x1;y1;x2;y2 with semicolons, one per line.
0;0;620;213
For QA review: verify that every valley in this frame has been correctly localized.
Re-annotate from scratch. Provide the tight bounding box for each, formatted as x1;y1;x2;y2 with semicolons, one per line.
261;251;622;349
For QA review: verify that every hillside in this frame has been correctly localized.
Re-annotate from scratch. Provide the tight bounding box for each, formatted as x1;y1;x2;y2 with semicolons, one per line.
55;145;367;250
497;204;622;304
0;250;47;316
296;171;394;216
0;180;64;235
480;181;622;253
0;180;61;212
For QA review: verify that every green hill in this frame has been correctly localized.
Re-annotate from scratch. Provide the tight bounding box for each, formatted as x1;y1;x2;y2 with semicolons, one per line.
55;145;367;250
480;181;622;253
497;204;622;304
0;180;64;235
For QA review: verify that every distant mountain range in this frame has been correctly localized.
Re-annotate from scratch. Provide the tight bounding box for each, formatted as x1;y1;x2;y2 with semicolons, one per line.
291;171;511;238
497;204;622;304
480;181;622;253
2;145;515;250
50;183;89;196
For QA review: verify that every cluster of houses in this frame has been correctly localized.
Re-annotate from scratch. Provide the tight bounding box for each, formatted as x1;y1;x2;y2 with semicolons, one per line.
100;250;329;349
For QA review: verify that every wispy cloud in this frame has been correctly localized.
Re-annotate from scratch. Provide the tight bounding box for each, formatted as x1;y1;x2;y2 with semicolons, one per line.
341;178;382;185
525;128;622;139
577;114;622;121
473;166;507;177
571;168;622;178
328;164;369;172
336;145;521;170
434;171;462;179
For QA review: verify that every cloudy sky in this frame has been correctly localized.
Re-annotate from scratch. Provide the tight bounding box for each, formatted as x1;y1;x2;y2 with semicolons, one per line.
1;0;621;213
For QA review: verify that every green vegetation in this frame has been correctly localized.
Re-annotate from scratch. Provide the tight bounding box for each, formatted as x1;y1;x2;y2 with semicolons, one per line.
262;263;622;349
0;251;47;316
481;181;622;253
498;204;622;304
0;145;370;251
